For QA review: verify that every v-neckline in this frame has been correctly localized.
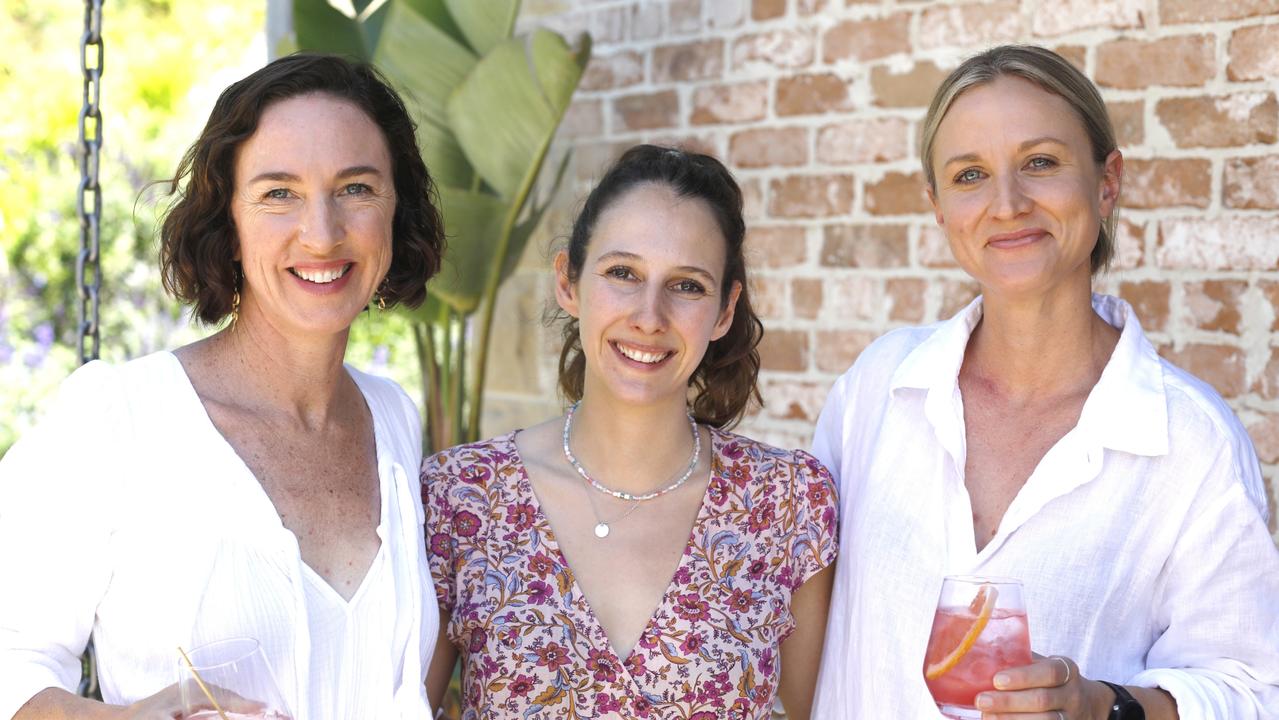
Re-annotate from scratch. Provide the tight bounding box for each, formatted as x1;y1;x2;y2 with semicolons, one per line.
166;351;390;605
505;427;719;668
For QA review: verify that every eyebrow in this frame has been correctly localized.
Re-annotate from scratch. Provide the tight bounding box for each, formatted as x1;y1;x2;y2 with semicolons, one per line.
246;166;384;185
595;250;717;281
940;136;1070;168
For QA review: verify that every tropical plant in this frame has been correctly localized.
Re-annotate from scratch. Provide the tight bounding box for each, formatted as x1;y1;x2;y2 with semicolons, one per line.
291;0;590;452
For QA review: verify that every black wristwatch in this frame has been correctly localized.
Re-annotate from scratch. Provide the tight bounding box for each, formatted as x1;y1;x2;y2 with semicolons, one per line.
1099;680;1145;720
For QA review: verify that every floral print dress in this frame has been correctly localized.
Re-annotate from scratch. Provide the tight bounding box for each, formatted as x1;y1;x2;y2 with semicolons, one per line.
422;427;838;720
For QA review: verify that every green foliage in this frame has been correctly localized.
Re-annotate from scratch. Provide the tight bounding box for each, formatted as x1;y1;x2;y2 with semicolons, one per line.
0;0;265;454
293;0;589;451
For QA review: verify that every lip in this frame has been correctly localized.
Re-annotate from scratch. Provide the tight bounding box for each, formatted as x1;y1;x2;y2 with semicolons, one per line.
610;340;674;369
287;261;356;295
986;228;1048;249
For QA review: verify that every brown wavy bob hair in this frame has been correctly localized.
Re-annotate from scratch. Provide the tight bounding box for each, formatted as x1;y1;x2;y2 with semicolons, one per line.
557;144;764;429
159;53;444;324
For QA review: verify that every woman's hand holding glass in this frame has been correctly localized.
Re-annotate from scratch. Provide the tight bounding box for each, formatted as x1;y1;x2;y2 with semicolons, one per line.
176;638;292;720
974;654;1116;719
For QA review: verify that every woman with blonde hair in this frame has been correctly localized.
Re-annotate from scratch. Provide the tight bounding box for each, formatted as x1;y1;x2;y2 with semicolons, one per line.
813;45;1279;720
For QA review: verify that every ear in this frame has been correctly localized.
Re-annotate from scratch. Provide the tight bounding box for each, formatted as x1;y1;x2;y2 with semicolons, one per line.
711;280;742;341
1099;149;1123;218
926;183;945;227
553;249;580;319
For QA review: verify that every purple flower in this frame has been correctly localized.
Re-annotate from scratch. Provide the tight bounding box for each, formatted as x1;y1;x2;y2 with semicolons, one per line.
527;580;553;604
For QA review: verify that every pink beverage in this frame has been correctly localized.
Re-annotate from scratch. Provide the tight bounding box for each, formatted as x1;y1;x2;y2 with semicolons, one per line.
924;607;1033;706
922;577;1032;720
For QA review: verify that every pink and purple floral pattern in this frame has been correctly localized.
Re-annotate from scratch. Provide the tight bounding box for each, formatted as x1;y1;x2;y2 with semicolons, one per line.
423;427;837;719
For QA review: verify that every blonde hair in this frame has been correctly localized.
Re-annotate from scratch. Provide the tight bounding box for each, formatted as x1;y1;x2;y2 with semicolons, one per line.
920;45;1119;274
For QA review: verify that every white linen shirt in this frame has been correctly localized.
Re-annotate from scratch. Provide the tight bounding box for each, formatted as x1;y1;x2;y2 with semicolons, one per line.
0;352;438;720
811;294;1279;720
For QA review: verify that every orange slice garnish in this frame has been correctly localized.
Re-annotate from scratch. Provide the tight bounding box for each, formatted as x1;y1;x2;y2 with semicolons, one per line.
924;584;998;680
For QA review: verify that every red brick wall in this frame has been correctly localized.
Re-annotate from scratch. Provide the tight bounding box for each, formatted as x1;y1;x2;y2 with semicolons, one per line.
492;0;1279;541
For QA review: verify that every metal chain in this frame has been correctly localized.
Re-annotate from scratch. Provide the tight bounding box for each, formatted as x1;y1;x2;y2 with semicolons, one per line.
77;0;104;700
77;0;104;366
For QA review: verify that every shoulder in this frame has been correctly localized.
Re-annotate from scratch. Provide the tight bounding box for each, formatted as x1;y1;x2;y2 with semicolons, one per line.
1157;357;1266;511
347;365;423;458
714;429;834;486
815;323;945;444
421;434;521;488
48;351;185;422
827;324;939;398
346;365;417;419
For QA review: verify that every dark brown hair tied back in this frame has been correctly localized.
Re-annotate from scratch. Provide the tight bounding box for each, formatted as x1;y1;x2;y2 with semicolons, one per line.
556;144;764;429
159;53;445;324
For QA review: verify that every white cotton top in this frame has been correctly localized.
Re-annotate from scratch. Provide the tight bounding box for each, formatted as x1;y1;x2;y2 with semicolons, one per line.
0;352;438;720
811;294;1279;720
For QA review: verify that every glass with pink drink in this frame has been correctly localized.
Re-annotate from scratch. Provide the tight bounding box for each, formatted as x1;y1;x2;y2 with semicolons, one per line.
922;576;1032;719
178;637;293;720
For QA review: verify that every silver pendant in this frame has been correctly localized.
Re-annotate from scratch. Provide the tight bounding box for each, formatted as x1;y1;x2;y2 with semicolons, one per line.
594;522;610;538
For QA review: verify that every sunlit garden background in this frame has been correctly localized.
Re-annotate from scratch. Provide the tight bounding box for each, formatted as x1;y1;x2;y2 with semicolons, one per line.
0;0;423;456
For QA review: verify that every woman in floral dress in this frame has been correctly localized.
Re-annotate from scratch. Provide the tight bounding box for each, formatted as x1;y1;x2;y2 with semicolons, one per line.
422;145;838;719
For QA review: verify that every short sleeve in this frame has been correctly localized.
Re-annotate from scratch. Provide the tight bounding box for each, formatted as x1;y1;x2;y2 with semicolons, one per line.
420;450;460;613
786;450;839;590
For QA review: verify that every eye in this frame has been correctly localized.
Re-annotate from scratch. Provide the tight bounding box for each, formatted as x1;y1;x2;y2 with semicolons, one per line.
671;279;707;295
264;188;292;200
1026;156;1057;170
604;266;636;281
954;168;985;185
341;182;373;196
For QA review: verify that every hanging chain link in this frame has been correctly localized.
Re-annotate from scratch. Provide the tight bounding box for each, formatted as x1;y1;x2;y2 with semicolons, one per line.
77;0;104;365
77;0;104;701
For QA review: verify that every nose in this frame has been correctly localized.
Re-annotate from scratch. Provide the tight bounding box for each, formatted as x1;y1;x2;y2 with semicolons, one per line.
990;173;1032;220
630;284;668;335
299;196;343;252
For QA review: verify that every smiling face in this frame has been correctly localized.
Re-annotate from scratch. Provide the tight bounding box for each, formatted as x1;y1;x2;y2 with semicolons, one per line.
230;92;396;338
927;75;1122;299
556;183;741;411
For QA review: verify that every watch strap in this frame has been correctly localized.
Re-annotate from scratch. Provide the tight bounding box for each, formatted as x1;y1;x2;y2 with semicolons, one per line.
1099;680;1145;720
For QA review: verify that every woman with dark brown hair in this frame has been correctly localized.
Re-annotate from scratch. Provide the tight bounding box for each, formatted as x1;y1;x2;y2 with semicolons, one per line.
0;54;445;719
422;144;837;719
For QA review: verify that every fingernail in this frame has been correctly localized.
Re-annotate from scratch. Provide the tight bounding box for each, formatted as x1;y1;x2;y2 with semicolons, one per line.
976;694;993;709
993;673;1009;688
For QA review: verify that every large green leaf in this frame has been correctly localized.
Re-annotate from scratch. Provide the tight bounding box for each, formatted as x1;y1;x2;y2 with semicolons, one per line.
443;0;519;55
373;1;478;188
531;29;591;116
426;186;510;314
500;149;573;283
293;0;370;59
400;0;468;48
447;32;585;199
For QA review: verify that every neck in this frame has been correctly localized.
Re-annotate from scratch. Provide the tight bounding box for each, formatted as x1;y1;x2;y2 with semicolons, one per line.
205;305;354;429
965;279;1118;404
566;393;699;496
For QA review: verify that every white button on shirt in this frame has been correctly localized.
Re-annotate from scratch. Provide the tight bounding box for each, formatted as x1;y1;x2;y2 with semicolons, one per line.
811;294;1279;720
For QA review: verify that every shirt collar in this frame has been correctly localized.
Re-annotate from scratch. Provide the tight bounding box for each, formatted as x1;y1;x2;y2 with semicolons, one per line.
888;293;1169;457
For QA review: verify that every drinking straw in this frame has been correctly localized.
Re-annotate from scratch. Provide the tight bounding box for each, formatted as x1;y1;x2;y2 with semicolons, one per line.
177;646;232;720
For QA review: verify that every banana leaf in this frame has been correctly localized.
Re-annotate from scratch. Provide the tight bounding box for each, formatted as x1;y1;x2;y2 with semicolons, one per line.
443;0;520;56
420;186;509;315
447;29;587;200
